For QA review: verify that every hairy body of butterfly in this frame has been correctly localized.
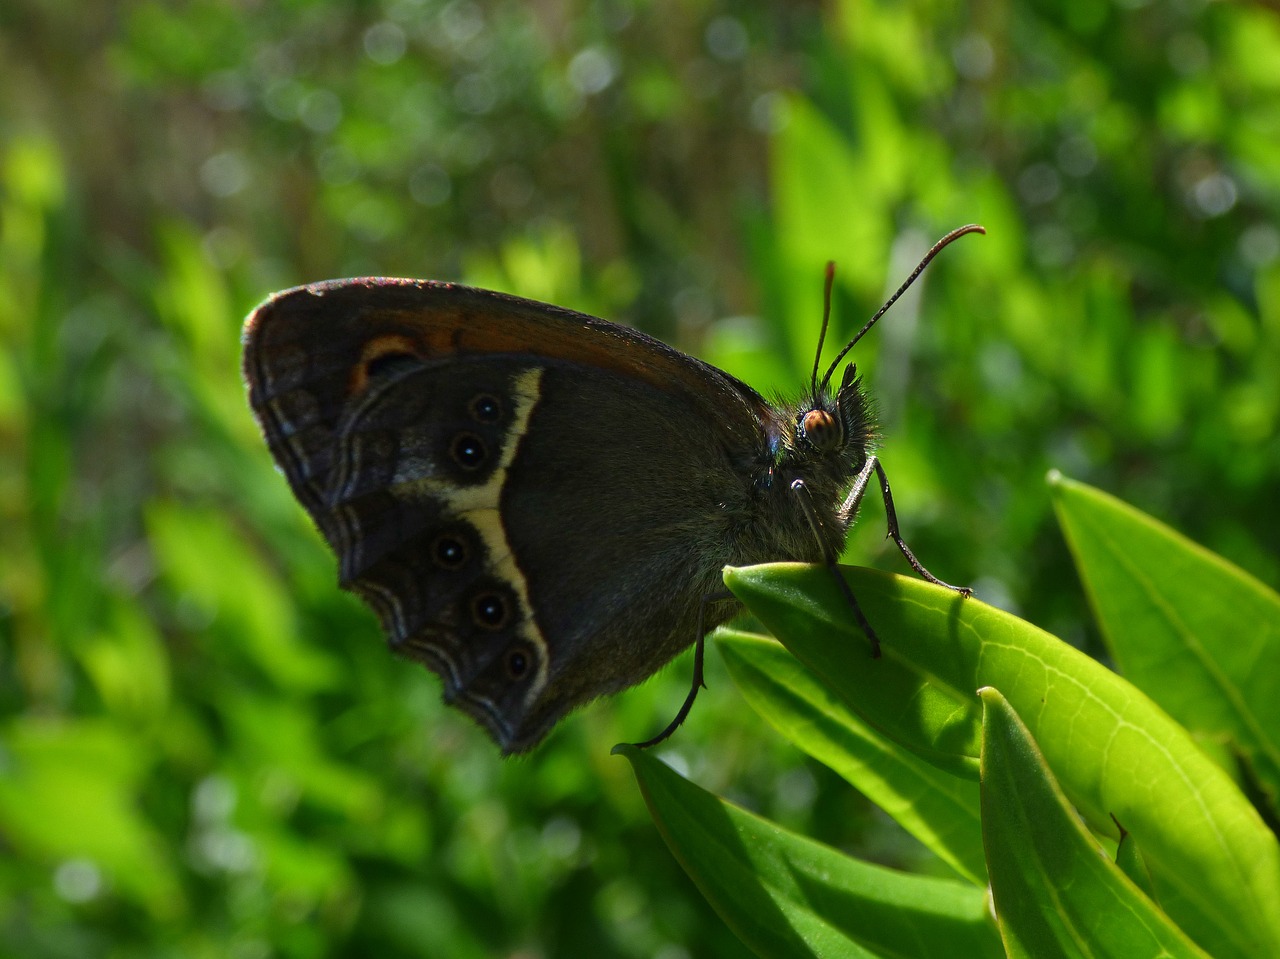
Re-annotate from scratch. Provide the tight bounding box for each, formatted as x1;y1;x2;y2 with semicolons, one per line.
243;227;980;753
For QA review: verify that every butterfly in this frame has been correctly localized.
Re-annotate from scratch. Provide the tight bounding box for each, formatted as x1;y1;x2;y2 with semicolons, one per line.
242;224;981;753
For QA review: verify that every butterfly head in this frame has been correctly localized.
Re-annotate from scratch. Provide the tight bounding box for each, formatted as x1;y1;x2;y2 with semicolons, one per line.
801;360;870;446
778;361;875;480
790;224;988;479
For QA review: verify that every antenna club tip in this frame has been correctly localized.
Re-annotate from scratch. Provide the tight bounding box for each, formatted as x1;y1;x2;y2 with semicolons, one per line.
825;260;836;278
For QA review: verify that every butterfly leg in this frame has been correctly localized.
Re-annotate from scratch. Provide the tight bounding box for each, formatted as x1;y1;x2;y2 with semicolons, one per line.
874;459;972;596
793;477;882;658
631;590;736;750
839;454;877;521
827;562;882;658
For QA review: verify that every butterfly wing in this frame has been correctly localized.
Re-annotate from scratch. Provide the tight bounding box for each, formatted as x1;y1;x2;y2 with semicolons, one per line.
243;278;773;751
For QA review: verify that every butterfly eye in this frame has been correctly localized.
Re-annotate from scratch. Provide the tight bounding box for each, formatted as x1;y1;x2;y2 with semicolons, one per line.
471;591;510;630
450;432;488;470
469;393;502;423
801;409;841;450
432;533;470;569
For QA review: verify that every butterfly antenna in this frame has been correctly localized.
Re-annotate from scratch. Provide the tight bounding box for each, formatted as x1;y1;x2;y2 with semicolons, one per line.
811;260;837;396
819;224;985;391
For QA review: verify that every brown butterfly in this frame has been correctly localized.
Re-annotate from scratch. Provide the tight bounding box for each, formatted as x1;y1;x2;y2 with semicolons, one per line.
242;225;980;752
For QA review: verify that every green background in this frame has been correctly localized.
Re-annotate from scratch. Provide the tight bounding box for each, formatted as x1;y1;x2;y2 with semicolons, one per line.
2;1;1278;956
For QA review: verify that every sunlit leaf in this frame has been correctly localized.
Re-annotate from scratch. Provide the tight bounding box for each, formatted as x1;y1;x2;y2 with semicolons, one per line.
1051;473;1280;807
980;688;1211;959
724;562;1280;959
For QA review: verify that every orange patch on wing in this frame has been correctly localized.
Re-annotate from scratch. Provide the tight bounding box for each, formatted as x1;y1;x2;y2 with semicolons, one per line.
350;333;423;394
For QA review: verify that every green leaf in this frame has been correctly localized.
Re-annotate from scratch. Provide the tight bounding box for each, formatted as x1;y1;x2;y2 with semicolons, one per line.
1112;817;1156;902
78;598;172;721
0;719;184;918
716;628;986;886
146;500;339;691
615;745;1002;959
726;567;985;780
724;562;1280;959
1050;472;1280;806
979;688;1212;959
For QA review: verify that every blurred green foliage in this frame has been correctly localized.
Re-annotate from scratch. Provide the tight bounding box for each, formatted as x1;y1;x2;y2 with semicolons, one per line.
1;0;1278;956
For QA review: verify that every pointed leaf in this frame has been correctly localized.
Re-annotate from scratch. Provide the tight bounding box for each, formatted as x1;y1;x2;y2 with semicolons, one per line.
980;688;1212;959
1112;818;1156;902
1051;473;1280;805
615;745;1002;959
724;562;1280;959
